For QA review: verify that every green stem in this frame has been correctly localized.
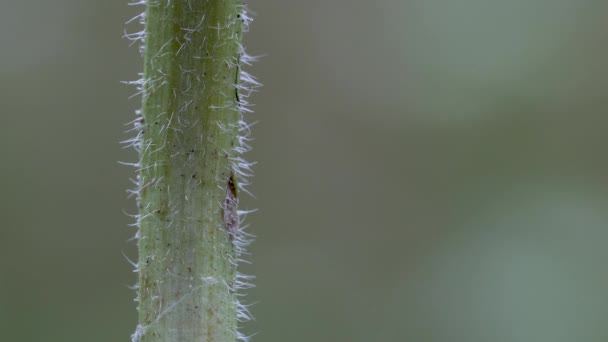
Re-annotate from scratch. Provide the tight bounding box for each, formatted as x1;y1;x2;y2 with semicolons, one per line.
130;1;252;341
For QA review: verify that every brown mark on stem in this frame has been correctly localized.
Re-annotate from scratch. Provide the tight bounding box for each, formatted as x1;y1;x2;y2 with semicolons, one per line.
223;172;239;241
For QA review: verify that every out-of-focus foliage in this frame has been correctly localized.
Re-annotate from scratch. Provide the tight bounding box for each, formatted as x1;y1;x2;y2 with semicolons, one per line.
1;0;607;341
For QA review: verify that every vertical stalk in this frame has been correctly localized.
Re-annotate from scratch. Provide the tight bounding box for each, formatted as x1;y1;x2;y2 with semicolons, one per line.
128;1;254;341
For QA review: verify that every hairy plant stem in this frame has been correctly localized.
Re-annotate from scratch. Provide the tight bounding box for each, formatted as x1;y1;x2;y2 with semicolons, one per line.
132;1;248;341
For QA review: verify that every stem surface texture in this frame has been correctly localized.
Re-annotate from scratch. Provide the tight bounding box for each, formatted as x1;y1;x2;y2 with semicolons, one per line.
128;1;255;341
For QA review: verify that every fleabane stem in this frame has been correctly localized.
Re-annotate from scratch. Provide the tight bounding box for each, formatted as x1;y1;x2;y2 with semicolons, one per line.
129;1;254;341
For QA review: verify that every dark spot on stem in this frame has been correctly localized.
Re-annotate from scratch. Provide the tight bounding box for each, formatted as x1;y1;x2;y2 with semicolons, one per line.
222;173;239;241
235;55;241;103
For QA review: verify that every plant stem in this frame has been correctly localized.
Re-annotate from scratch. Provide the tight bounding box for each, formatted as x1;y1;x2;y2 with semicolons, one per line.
130;1;252;341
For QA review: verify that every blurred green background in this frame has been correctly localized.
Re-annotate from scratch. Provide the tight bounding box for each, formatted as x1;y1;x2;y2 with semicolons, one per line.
1;0;608;341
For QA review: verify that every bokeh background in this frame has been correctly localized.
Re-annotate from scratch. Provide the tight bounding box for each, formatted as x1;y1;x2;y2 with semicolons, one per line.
1;0;608;341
